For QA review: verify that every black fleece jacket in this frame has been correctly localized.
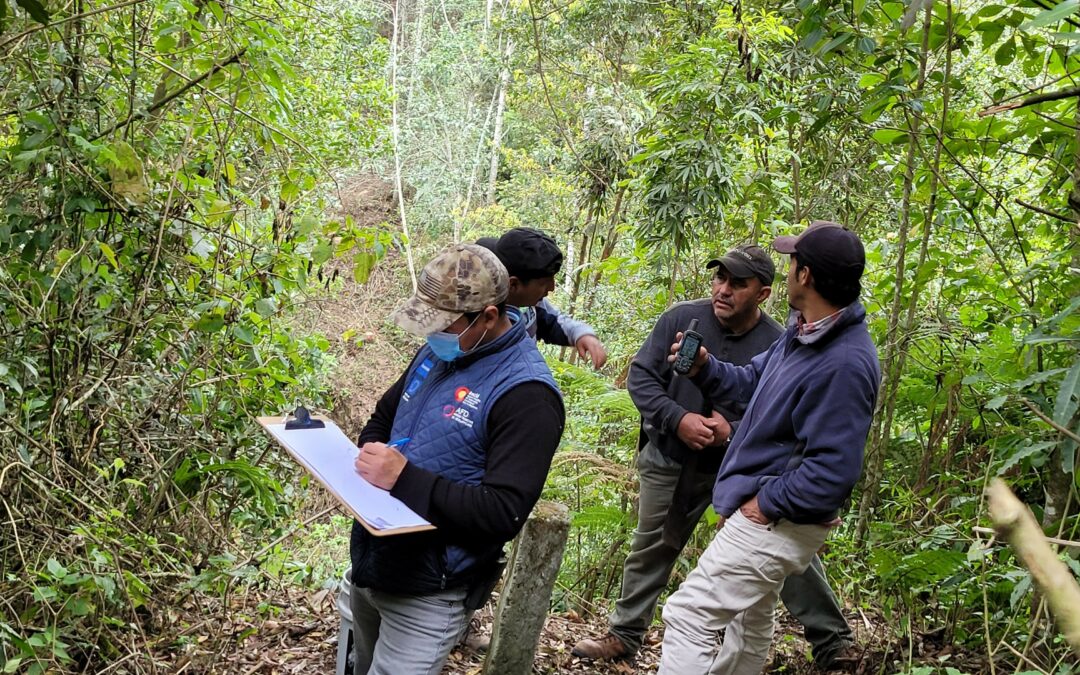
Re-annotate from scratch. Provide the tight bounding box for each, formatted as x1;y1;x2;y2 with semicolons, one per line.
627;299;782;473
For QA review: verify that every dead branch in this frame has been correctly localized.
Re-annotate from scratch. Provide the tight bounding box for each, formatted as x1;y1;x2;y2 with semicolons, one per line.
987;479;1080;656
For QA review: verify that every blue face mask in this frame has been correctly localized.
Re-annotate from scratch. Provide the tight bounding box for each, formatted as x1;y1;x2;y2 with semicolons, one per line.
427;315;485;362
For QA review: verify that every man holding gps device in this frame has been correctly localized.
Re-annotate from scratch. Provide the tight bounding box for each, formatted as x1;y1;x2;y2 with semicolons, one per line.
573;243;855;669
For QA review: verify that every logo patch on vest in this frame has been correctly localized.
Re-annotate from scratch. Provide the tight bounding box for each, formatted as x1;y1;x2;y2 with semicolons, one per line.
402;358;434;403
454;386;482;410
443;386;479;428
442;405;474;428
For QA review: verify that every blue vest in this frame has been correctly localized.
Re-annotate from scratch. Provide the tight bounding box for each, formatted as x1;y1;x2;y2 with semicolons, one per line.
351;309;560;593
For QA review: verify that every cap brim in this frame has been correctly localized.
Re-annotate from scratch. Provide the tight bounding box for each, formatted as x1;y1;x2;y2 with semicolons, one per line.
391;295;463;337
772;235;798;254
706;256;755;279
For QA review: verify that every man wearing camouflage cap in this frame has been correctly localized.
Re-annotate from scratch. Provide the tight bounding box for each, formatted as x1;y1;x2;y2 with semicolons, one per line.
347;244;565;675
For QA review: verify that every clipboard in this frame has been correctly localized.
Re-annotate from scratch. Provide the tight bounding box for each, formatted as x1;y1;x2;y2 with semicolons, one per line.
258;412;435;536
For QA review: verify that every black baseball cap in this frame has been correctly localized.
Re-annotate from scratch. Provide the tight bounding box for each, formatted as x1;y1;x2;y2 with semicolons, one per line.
477;227;563;279
772;220;865;286
706;245;775;286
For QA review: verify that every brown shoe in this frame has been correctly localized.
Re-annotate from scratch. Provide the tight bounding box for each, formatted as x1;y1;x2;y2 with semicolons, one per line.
571;633;630;660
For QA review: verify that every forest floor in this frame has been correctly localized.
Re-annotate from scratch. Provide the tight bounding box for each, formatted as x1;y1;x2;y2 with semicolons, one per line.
162;577;987;674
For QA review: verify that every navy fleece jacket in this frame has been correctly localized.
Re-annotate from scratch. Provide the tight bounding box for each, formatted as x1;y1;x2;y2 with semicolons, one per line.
690;302;880;523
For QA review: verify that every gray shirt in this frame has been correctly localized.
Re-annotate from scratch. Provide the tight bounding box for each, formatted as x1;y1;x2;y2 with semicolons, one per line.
627;298;783;472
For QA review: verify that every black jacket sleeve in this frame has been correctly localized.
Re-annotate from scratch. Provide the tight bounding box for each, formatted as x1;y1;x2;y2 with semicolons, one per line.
390;381;565;545
534;304;574;346
357;370;408;446
627;309;688;435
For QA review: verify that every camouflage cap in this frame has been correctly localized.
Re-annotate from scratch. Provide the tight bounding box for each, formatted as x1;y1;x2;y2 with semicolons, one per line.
391;243;510;336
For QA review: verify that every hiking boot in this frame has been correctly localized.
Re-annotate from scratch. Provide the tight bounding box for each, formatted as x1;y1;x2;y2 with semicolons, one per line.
817;642;861;672
571;633;630;661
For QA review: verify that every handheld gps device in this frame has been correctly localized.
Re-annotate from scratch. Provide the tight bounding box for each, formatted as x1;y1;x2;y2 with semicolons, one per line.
672;318;703;375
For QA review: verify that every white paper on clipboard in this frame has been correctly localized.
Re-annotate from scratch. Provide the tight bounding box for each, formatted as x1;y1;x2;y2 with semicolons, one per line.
258;417;432;534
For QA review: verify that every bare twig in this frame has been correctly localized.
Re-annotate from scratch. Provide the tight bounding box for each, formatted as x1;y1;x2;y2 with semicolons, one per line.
0;0;150;53
233;505;336;570
974;526;1080;550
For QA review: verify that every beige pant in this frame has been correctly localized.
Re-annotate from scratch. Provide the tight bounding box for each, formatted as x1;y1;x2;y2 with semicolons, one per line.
658;510;830;675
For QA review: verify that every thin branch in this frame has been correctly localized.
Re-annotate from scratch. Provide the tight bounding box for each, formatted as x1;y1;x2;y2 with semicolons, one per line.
988;479;1080;657
91;49;247;141
974;526;1080;550
1015;198;1075;223
1022;397;1080;444
0;0;150;53
981;85;1080;117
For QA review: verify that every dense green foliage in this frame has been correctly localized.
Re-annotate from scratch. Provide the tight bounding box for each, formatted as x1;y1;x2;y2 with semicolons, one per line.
0;0;390;670
2;0;1079;672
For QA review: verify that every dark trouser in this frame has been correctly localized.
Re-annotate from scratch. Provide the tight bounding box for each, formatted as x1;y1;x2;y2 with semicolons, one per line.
608;443;852;664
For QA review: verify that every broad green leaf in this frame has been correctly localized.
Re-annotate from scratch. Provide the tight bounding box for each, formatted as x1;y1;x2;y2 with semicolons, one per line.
232;325;254;345
997;441;1055;475
155;33;177;52
15;0;48;23
1022;0;1079;30
819;33;853;55
194;314;225;333
1063;438;1078;474
994;38;1015;66
872;128;908;144
98;242;119;270
799;27;825;50
353;252;375;284
976;21;1005;49
1053;358;1080;426
859;73;885;89
254;298;277;317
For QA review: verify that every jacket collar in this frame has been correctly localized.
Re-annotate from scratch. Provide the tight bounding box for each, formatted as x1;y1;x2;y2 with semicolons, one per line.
786;302;866;347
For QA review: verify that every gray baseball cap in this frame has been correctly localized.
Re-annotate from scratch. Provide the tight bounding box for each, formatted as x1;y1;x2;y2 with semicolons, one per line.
706;245;776;286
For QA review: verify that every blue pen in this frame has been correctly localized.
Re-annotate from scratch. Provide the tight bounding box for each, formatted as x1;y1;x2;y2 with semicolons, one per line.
387;437;411;449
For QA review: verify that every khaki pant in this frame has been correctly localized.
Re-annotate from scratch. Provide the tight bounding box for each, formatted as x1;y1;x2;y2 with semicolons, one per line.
610;444;851;663
658;511;830;675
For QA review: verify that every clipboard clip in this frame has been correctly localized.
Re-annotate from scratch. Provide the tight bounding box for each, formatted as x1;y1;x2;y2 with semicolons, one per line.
285;406;325;430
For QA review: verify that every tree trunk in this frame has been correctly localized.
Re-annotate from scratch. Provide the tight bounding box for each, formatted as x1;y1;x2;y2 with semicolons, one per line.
1046;94;1080;528
389;0;418;291
855;3;937;541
